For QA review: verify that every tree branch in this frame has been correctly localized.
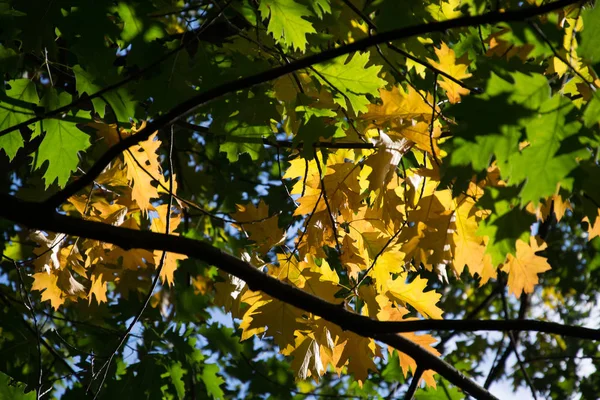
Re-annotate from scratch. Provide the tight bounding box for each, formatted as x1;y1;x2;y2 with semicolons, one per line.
3;193;600;398
42;0;580;209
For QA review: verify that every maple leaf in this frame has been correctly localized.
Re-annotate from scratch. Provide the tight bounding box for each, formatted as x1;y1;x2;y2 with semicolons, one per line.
427;0;461;20
302;269;340;304
508;96;583;205
313;52;386;113
427;43;472;103
90;122;162;213
580;4;600;63
0;79;38;160
451;196;487;275
258;0;316;52
154;251;187;287
35;117;90;188
399;187;455;269
502;237;551;297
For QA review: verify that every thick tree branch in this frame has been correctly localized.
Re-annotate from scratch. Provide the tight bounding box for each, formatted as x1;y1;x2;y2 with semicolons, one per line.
42;0;580;209
2;193;600;398
5;195;600;338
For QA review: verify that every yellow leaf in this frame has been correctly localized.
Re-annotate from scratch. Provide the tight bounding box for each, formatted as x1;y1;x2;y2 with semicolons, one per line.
584;210;600;240
369;249;405;292
231;200;286;253
302;270;340;304
246;295;306;349
123;132;162;213
154;250;187;286
273;75;299;103
376;296;439;387
427;0;462;20
361;85;433;123
501;237;551;297
271;254;307;287
89;272;108;305
288;334;326;380
32;271;65;309
337;332;379;385
150;204;181;234
452;197;486;275
386;273;443;319
427;43;472;103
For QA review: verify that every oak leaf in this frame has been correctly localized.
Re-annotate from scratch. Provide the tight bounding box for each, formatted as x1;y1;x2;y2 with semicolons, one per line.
32;271;65;310
427;43;472;103
386;273;443;319
231;200;286;253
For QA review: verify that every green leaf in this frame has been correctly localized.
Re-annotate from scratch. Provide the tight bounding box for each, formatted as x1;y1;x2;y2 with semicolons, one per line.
0;371;35;400
486;71;550;110
294;115;336;158
0;44;20;77
34;90;90;188
258;0;316;52
381;351;405;383
508;95;584;205
580;3;600;63
219;122;270;162
0;79;39;160
161;362;186;400
201;364;225;399
415;383;463;400
313;52;385;114
583;92;600;128
73;64;108;118
112;2;164;45
311;0;331;19
74;64;136;122
477;187;534;265
447;71;549;174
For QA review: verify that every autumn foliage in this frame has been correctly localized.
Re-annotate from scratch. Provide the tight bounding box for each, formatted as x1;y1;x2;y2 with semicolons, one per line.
2;0;600;399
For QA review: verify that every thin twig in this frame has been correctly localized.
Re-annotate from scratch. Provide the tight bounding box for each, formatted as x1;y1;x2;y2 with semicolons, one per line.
43;0;582;208
0;1;234;139
499;284;537;399
8;257;43;399
89;126;176;399
429;76;440;165
339;0;477;93
529;21;593;86
314;148;342;254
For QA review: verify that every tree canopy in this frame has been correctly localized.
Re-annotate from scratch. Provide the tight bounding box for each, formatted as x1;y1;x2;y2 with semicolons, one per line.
1;0;600;399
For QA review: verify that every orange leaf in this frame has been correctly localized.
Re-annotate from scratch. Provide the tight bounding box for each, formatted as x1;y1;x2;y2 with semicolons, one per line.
32;271;65;310
501;237;551;297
